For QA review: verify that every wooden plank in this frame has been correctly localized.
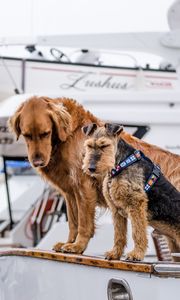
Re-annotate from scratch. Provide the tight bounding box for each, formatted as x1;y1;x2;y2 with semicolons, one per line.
0;248;153;273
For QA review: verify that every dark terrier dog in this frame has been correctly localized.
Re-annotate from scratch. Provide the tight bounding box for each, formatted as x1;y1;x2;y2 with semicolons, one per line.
82;123;180;261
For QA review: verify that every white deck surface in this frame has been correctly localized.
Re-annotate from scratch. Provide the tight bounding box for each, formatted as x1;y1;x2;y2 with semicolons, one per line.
37;221;156;259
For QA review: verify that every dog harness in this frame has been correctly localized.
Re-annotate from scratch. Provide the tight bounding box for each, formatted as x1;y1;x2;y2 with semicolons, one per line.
111;150;161;193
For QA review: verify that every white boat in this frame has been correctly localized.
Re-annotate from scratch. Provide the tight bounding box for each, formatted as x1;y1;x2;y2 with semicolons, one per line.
0;1;180;299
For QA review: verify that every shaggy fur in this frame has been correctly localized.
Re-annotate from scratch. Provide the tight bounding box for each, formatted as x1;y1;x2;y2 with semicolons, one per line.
9;96;180;256
82;123;180;261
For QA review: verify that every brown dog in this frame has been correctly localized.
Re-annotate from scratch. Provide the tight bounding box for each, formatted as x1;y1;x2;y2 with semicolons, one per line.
9;96;103;253
82;123;180;261
9;96;180;255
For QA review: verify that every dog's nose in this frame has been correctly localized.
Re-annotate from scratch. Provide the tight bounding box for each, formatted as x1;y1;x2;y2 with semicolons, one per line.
32;154;44;167
88;165;96;173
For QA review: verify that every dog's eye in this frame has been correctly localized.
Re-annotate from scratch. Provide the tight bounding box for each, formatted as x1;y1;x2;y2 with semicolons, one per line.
100;144;110;149
39;132;50;138
87;144;94;149
24;134;32;140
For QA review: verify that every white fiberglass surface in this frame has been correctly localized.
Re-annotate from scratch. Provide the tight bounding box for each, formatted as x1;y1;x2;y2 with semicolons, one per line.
0;254;179;300
37;221;156;258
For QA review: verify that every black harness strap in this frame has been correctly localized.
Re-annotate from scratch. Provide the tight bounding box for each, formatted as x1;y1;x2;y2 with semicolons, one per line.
111;150;161;193
111;150;142;177
144;165;161;192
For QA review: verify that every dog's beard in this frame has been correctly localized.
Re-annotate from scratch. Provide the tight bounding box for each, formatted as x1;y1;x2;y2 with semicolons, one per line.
82;163;109;179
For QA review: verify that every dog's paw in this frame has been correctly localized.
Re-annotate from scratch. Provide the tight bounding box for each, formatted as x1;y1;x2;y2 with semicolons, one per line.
105;249;122;260
125;250;144;261
60;242;84;254
52;242;65;252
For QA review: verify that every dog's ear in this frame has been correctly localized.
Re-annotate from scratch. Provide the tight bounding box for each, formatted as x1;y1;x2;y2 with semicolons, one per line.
105;123;123;136
8;102;25;140
82;123;97;136
47;102;72;142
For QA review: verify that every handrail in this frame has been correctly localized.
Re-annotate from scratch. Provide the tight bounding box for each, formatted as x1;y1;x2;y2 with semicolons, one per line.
1;248;180;277
0;248;153;273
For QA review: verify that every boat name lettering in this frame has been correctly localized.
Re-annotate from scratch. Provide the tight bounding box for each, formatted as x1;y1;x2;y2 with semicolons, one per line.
60;72;130;91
